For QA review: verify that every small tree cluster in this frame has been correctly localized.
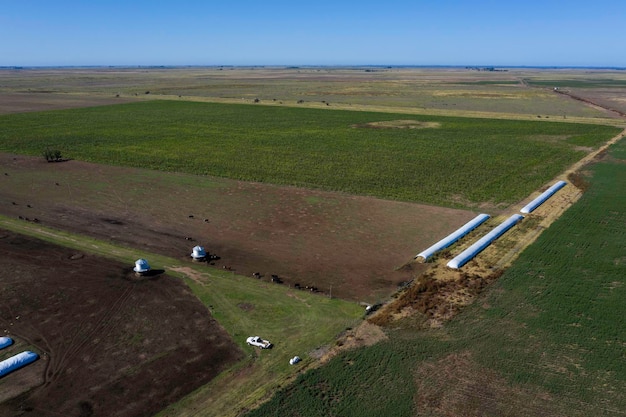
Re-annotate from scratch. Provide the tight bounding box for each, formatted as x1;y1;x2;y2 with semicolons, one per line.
43;148;63;162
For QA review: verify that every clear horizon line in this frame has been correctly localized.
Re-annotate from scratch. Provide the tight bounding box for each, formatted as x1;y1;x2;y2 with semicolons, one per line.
1;64;625;70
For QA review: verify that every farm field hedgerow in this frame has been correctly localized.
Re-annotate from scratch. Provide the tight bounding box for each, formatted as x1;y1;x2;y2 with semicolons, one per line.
0;100;620;209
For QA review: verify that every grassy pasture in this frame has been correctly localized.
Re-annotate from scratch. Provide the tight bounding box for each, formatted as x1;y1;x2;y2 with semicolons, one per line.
0;100;619;209
527;79;626;88
245;138;626;416
1;66;619;119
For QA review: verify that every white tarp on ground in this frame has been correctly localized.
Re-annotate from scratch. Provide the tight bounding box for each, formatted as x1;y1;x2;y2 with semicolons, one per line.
0;351;39;378
447;214;524;269
415;213;491;261
0;337;13;350
520;181;567;214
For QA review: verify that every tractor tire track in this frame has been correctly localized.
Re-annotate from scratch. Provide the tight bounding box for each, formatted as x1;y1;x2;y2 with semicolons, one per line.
45;283;135;385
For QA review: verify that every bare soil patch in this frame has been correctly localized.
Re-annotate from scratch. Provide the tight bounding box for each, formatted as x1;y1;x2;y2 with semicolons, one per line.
0;153;476;303
0;230;242;417
315;321;388;364
352;120;440;129
368;263;504;328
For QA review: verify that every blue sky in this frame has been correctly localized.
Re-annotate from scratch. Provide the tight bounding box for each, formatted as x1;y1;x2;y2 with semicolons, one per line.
1;0;624;67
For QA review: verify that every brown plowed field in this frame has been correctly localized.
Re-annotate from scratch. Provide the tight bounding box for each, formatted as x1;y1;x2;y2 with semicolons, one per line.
0;229;243;417
0;153;477;302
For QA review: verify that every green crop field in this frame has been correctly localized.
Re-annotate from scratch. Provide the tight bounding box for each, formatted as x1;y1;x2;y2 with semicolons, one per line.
527;79;626;88
245;138;626;416
0;100;619;209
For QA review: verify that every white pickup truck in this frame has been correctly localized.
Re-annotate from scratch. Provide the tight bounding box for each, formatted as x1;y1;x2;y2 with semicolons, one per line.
246;336;272;349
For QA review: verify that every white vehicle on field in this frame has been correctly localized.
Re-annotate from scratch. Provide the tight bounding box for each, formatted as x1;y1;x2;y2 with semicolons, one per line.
246;336;272;349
